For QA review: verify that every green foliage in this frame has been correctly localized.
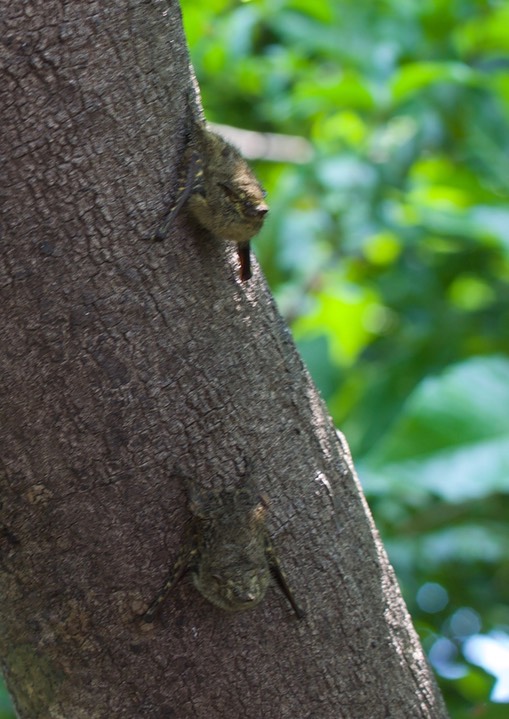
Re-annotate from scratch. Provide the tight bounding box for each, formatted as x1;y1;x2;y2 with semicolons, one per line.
183;0;509;715
0;679;14;719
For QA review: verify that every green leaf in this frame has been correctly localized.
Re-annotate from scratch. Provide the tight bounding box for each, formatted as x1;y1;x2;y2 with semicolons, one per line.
293;282;379;365
391;61;478;102
360;356;509;501
455;4;509;56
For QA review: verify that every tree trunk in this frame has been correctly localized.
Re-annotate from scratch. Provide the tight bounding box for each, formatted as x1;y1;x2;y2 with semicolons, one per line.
0;1;449;717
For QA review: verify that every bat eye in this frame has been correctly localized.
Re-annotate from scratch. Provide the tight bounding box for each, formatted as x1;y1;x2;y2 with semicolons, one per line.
218;182;238;201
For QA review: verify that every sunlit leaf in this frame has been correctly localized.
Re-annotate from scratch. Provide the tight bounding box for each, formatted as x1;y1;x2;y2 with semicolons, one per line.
360;356;509;501
391;62;478;102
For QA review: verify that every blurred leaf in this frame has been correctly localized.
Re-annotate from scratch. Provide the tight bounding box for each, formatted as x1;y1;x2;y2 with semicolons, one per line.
293;282;378;365
360;356;509;501
452;664;496;702
455;4;509;55
391;62;478;102
0;679;13;719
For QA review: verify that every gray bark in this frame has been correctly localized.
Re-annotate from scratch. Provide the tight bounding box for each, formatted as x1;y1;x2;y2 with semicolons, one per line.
0;1;449;717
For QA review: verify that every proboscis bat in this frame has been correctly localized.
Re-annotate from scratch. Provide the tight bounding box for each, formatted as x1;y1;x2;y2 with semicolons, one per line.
142;482;304;622
154;123;268;281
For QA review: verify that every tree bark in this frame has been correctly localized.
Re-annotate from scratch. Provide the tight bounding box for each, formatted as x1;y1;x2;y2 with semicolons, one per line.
0;1;449;717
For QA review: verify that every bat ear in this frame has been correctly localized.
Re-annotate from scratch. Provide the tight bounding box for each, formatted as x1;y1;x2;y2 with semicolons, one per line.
259;493;270;510
238;243;251;282
249;494;268;524
240;456;254;476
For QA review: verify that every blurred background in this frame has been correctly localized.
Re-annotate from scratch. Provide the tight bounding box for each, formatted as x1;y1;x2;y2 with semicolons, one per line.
2;1;508;716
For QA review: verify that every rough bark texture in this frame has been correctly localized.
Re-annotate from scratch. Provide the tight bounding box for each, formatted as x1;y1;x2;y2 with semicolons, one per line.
0;1;449;718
